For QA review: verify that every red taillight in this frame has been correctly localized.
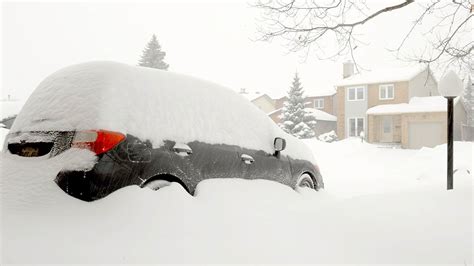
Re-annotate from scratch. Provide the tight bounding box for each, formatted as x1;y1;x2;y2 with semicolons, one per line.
72;130;125;155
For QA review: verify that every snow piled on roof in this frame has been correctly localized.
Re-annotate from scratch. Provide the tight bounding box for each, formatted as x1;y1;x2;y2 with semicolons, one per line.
10;61;314;162
306;87;336;97
305;108;337;121
367;96;448;115
336;65;426;87
0;99;25;120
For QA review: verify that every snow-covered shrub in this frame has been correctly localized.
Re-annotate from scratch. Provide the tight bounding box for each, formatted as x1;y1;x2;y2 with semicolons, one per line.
318;130;338;143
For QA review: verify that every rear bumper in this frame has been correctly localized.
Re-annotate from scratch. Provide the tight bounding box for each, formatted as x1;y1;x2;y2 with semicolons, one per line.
56;153;135;201
56;171;98;201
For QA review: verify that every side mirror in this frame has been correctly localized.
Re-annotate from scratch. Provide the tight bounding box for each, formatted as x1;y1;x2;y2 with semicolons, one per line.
274;137;286;152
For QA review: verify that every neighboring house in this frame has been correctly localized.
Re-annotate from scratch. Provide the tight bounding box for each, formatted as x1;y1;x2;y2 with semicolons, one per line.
367;96;466;149
335;62;439;145
305;93;337;116
305;108;337;136
238;89;275;114
268;92;337;136
275;89;337;116
240;88;337;137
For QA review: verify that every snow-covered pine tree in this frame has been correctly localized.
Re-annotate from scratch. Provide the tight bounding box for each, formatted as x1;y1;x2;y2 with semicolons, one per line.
279;72;317;139
462;75;473;127
138;34;169;70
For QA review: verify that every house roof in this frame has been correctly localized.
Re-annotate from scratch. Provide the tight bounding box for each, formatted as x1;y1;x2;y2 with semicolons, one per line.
267;108;282;116
267;107;337;121
305;108;337;121
366;96;460;115
335;65;427;87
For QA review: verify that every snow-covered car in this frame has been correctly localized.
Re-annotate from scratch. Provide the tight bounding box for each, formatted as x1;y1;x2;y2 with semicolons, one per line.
3;61;324;201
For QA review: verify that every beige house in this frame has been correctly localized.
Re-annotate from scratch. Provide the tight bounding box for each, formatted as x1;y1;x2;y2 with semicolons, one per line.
335;63;439;145
238;89;275;114
367;96;466;149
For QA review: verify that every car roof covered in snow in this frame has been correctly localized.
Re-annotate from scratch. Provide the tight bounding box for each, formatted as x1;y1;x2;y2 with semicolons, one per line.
11;61;315;162
335;65;428;87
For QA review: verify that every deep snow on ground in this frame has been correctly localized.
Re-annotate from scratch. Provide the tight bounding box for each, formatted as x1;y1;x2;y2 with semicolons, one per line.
305;139;473;198
0;138;472;264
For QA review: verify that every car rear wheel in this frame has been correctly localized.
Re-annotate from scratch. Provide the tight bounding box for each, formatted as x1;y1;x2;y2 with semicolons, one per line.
296;173;315;189
145;180;172;191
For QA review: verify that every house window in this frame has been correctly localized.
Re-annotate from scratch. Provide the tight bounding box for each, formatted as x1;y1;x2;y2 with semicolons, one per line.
348;117;364;137
347;87;365;101
379;84;394;100
314;98;324;109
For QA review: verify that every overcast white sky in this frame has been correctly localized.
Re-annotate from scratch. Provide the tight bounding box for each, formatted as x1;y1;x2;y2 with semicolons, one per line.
2;0;434;100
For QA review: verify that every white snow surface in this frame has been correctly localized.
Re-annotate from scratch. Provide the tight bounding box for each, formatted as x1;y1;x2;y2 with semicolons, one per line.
1;138;472;264
367;96;450;115
9;61;314;162
305;107;337;121
335;65;426;87
0;99;25;120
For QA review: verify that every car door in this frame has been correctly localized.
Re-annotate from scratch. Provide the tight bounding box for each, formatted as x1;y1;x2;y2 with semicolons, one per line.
238;145;292;184
185;141;242;180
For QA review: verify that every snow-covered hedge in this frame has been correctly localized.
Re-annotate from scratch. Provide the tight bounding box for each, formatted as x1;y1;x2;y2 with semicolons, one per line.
318;130;338;143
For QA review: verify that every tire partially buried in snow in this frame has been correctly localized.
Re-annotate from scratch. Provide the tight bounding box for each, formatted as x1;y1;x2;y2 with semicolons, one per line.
5;61;324;201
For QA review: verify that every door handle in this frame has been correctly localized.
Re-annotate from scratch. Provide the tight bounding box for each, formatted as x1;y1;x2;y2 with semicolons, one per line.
173;143;192;156
241;154;254;164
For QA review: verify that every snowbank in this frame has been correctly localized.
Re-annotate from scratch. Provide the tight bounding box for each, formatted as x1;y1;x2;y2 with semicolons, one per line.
9;61;314;162
1;138;472;264
305;138;472;197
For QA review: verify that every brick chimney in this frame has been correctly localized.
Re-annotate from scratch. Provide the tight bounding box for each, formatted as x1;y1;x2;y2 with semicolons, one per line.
343;61;354;79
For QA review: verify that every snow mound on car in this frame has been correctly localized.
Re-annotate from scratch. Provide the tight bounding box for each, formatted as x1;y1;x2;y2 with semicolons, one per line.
11;61;314;162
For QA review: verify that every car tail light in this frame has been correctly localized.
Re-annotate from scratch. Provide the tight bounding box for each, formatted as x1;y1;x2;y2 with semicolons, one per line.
72;130;125;155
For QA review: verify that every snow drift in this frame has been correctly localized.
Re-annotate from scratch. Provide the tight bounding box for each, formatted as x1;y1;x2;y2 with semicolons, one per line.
1;139;472;264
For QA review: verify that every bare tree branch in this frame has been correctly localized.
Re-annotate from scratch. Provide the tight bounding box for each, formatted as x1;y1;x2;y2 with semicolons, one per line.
254;0;472;75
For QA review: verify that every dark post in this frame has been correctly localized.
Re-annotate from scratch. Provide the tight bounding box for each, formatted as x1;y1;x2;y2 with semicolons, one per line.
447;96;454;190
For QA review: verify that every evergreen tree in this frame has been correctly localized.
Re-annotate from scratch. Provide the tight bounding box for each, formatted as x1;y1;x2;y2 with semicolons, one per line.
138;34;169;70
462;76;473;127
279;73;317;139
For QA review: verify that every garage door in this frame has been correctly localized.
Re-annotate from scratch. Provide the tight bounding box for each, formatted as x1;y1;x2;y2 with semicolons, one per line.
408;122;445;149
